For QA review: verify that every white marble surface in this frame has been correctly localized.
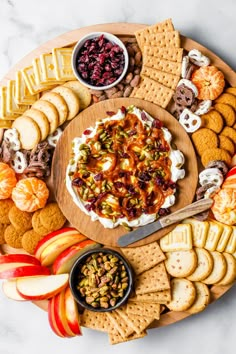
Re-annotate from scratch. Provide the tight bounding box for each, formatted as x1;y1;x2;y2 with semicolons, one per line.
0;0;236;353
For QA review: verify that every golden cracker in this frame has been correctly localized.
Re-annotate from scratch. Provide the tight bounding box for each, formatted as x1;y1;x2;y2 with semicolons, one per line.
141;66;180;90
187;281;210;314
217;252;236;286
63;80;91;111
129;289;171;304
40;53;64;85
12;116;41;150
182;218;209;248
0;119;12;128
116;307;154;334
130;76;174;108
7;80;29;115
135;262;170;295
21;65;55;95
126;301;160;320
160;224;193;252
187;248;213;282
202;251;227;285
106;311;134;338
52;47;76;81
216;223;233;252
0;86;19;120
143;55;182;75
143;46;183;62
80;310;113;332
121;241;165;275
224;227;236;254
32;57;62;86
15;71;39;105
204;221;223;251
109;328;147;345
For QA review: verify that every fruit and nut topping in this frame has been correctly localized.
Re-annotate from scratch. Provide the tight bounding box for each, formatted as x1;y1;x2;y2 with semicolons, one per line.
75;251;130;309
76;34;125;87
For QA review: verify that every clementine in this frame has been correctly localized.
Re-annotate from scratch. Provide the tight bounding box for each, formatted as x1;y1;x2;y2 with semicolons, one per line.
0;162;17;199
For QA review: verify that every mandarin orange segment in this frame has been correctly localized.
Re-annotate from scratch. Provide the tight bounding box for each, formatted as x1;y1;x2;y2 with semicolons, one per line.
12;177;49;212
191;65;225;100
0;162;17;199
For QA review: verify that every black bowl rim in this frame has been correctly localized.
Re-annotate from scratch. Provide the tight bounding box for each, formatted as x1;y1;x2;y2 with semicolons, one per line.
69;247;134;312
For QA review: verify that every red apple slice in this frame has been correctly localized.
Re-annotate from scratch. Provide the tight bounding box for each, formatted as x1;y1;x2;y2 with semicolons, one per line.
53;240;99;274
40;233;87;267
54;289;76;337
2;279;26;301
0;265;50;279
16;273;69;300
0;254;41;266
0;244;29;255
48;296;66;337
34;227;79;260
64;287;82;335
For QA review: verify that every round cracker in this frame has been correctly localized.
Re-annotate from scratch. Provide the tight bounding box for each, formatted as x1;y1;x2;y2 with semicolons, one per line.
216;93;236;110
202;251;227;285
52;86;79;120
32;100;59;134
187;248;213;281
63;80;91;111
214;103;236;127
24;109;50;141
165;250;197;278
191;128;218;156
201;148;232;167
217;253;236;286
12;116;41;150
219;135;235;156
167;278;196;311
41;92;68;125
225;87;236;96
187;282;210;314
220;126;236;144
201;109;224;133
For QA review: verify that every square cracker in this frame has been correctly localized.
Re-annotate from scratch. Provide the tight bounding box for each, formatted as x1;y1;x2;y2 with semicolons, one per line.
121;241;165;275
15;71;39;105
21;65;55;95
106;311;134;338
116;307;154;334
135;262;170;295
135;19;174;49
80;310;113;333
130;76;174;108
52;47;76;81
109;328;147;345
32;58;63;86
141;66;180;90
126;301;161;320
0;86;19;120
7;80;29;115
136;31;180;51
160;223;193;252
129;289;171;304
143;55;182;76
143;46;183;63
40;53;64;85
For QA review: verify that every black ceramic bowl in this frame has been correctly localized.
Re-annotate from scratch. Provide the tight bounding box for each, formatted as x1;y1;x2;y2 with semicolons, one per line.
69;247;134;312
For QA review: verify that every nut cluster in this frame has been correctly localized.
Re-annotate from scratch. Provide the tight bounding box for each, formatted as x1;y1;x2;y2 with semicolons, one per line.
76;252;129;309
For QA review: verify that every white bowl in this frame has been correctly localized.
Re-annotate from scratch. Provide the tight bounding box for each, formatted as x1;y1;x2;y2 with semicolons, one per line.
71;32;129;91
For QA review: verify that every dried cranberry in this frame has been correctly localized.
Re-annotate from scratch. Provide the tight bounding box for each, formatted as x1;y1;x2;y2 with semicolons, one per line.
129;129;137;136
114;181;124;189
168;181;176;189
94;173;103;181
83;129;92;135
120;106;126;114
128;208;136;218
126;185;136;195
138;181;146;190
158;208;170;216
155;176;164;186
72;177;84;187
106;111;116;116
138;172;151;181
85;203;95;212
87;197;97;204
152;119;163;129
141;111;148;121
120;152;129;158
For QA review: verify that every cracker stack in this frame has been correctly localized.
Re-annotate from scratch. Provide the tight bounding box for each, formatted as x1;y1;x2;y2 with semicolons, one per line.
131;18;183;108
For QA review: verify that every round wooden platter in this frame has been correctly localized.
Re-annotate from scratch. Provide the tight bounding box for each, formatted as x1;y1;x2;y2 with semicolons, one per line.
52;97;198;247
0;23;236;331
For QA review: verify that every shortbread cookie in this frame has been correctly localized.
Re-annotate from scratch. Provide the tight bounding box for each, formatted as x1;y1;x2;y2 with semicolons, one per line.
219;135;235;156
160;224;193;252
214;103;236;126
216;93;236;110
201;148;232;167
52;86;80;120
32;100;59;134
8;205;32;233
204;221;223;251
202;251;227;284
187;248;213;281
216;223;233;252
63;81;91;111
201;109;224;133
220;126;236;144
191;128;218;156
0;199;14;224
165;250;197;277
187;281;211;314
12;116;41;150
24;109;50;141
41;92;68;125
167;278;196;311
217;253;236;286
182;218;209;248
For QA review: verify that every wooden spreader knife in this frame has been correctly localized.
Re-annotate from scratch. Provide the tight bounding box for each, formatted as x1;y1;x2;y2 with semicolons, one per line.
117;198;213;247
